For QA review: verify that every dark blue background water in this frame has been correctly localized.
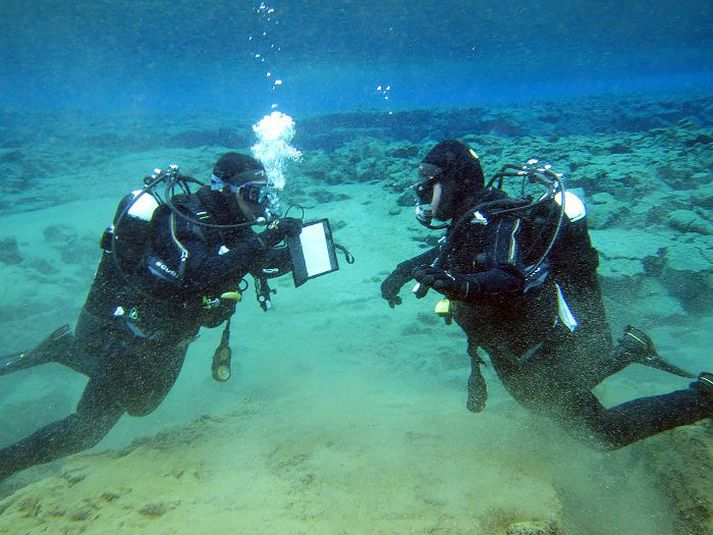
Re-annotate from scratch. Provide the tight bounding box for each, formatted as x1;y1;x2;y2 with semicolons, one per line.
1;0;712;117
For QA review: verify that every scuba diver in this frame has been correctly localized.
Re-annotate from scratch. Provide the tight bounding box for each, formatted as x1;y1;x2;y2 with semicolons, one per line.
0;152;303;481
381;140;713;450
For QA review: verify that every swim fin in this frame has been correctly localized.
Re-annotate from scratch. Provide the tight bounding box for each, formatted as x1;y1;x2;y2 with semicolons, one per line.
0;325;74;377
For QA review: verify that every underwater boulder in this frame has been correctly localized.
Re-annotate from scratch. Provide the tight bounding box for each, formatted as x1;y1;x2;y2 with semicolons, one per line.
309;189;350;204
59;237;98;266
396;190;415;207
43;224;78;244
480;114;525;137
635;426;713;535
0;149;23;163
684;133;713;147
385;142;420;159
656;163;699;191
0;236;22;265
586;192;630;230
660;268;713;314
665;209;713;236
692;182;713;209
606;142;633;154
505;519;562;535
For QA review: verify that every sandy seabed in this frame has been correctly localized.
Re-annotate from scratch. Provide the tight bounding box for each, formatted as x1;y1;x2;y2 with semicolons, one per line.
0;358;688;534
1;94;712;533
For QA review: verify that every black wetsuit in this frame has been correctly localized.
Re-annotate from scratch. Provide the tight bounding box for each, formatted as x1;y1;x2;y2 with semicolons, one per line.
392;189;710;449
0;187;291;480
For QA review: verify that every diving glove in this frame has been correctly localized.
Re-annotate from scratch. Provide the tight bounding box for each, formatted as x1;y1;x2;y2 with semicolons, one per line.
259;217;303;248
412;266;473;300
380;270;408;308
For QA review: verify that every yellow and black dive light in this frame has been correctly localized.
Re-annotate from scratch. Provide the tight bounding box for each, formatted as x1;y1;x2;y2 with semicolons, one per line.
211;320;232;382
210;290;242;382
434;298;453;325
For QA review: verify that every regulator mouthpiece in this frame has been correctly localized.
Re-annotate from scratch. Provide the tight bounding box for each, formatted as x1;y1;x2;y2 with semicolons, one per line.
415;203;450;230
415;204;433;227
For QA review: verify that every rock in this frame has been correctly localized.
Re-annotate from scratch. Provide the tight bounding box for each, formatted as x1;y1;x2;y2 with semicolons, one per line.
666;209;713;235
385;142;419;159
481;114;525;137
662;268;713;314
43;224;78;243
59;238;98;266
331;219;347;231
641;247;668;276
310;190;351;204
139;502;169;517
24;256;60;276
607;142;632;154
692;183;713;209
0;149;23;163
656;164;699;190
589;192;617;205
0;236;22;265
592;229;661;278
587;193;630;229
538;114;561;124
396;190;415;207
635;426;713;535
684;133;713;147
593;227;712;314
505;519;562;535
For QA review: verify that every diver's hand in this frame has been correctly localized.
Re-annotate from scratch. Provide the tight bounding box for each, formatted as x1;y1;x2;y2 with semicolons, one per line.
380;270;407;308
273;217;303;238
259;217;302;248
412;266;472;300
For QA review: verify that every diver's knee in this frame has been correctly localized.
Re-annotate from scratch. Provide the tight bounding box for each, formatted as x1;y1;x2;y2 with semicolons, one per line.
125;396;165;417
567;422;627;451
79;428;110;449
70;411;121;448
587;436;623;452
126;406;154;417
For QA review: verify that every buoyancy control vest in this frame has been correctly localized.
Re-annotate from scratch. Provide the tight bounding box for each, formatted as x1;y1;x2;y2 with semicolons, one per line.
85;190;241;340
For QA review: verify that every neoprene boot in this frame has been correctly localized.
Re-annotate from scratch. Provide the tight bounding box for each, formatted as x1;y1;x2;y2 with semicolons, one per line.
617;325;694;378
692;372;713;413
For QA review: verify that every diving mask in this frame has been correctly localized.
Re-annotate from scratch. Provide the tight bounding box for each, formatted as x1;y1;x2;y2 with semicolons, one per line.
412;162;445;228
236;181;271;207
413;163;443;204
211;170;271;209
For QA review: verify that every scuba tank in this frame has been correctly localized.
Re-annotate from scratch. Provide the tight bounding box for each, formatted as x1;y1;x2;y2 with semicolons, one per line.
101;165;192;288
99;165;250;380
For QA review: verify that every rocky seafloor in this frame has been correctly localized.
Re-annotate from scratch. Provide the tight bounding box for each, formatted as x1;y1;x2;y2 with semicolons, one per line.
0;90;711;533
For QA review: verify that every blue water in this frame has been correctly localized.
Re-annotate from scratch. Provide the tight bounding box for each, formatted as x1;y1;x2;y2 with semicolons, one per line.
1;0;712;115
1;2;713;532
